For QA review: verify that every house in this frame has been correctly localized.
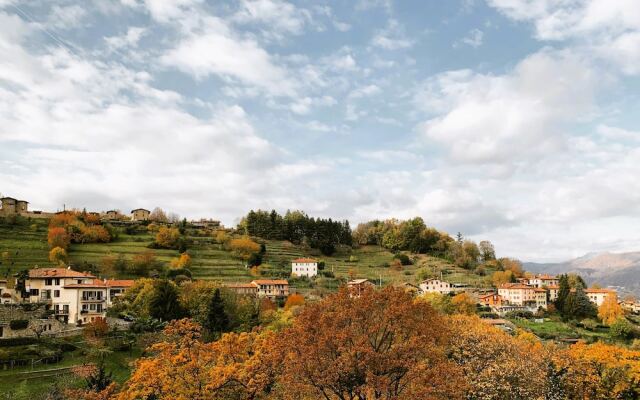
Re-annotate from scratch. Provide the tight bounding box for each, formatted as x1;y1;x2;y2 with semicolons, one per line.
620;300;640;314
105;210;120;220
419;279;452;295
131;208;150;221
251;280;289;299
291;258;318;278
190;219;221;229
0;197;29;216
226;283;259;296
403;282;422;295
529;274;559;288
478;293;505;307
497;283;547;309
24;267;106;325
547;285;559;302
585;289;615;307
347;279;375;297
104;279;135;306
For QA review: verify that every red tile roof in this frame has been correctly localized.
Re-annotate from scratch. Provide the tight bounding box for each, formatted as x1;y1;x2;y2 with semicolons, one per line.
292;258;317;263
226;283;258;289
499;283;533;290
251;279;289;285
102;279;135;288
64;283;107;288
29;268;95;279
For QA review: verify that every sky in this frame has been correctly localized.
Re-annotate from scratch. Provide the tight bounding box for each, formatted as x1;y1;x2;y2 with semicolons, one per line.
1;0;640;262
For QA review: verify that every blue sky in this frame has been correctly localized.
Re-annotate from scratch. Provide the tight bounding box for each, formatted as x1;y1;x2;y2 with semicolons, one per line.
1;0;640;262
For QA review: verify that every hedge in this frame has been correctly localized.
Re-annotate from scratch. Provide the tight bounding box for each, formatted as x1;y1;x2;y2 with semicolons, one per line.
9;320;29;330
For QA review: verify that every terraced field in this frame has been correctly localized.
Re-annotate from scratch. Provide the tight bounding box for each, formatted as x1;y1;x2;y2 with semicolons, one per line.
1;217;482;291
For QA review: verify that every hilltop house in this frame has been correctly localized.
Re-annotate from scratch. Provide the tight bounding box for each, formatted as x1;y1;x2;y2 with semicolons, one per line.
291;258;318;278
131;208;150;221
104;210;120;220
528;274;560;288
0;197;28;216
419;279;452;295
479;293;505;307
226;283;259;296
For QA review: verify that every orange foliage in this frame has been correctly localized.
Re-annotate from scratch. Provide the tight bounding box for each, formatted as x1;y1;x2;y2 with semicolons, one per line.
48;246;68;265
598;294;624;325
170;253;191;269
451;292;476;315
48;227;70;249
284;293;304;309
84;318;109;338
227;237;260;260
155;227;181;248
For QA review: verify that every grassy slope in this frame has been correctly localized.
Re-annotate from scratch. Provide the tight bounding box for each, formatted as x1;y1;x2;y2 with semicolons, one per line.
0;218;486;290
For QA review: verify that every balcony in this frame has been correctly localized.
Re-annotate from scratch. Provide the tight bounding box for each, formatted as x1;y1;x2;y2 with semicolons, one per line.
54;309;69;315
81;296;104;302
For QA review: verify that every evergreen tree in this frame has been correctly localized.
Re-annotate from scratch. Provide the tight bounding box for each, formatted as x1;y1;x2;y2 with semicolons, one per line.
86;362;113;392
555;274;570;316
564;286;597;320
205;288;229;335
149;280;184;321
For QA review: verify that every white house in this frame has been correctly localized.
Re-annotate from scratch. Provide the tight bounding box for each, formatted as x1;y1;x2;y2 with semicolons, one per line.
497;283;547;309
291;258;318;278
419;279;452;295
585;289;615;307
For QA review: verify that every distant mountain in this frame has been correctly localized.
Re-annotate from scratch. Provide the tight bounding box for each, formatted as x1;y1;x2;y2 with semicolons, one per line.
524;251;640;297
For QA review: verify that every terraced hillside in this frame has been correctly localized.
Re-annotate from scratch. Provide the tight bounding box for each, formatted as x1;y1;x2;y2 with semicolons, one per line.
0;217;488;291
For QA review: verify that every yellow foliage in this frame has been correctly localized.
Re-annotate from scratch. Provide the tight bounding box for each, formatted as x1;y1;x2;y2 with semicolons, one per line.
170;253;192;269
155;227;181;248
598;294;624;325
227;237;260;260
48;246;67;265
451;292;476;315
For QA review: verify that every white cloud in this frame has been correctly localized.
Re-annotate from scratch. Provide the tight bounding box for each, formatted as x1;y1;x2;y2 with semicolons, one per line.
371;19;414;50
348;84;381;99
105;27;146;50
232;0;311;40
458;28;484;48
416;50;597;164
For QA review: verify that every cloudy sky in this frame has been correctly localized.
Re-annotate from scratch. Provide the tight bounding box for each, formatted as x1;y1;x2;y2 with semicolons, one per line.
1;0;640;262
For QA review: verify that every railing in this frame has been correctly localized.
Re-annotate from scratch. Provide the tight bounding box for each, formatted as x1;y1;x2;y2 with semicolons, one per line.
81;296;103;302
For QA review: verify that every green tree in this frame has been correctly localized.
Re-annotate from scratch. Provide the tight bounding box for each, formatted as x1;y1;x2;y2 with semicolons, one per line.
149;280;184;321
563;286;597;320
555;274;570;315
205;288;229;336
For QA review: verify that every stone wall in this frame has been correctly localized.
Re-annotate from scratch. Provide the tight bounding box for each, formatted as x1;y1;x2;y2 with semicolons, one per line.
0;304;73;339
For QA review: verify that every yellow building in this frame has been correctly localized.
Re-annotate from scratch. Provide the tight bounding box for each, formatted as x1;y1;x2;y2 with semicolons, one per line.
131;208;150;221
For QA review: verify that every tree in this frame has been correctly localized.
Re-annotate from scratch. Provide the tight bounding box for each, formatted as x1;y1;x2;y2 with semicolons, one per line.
598;294;624;325
491;270;515;287
276;287;465;399
48;227;70;250
478;240;496;261
609;318;635;340
155;227;181;249
555;274;571;315
451;292;476;315
227;237;261;260
170;253;191;269
149;280;184;321
130;251;158;276
149;207;168;222
284;293;305;309
499;258;523;277
205;288;229;336
564;286;597;320
49;246;68;265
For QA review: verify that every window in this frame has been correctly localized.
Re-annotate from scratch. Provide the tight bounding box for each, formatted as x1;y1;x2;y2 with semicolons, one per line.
45;278;53;285
55;278;60;285
54;290;60;298
30;289;39;296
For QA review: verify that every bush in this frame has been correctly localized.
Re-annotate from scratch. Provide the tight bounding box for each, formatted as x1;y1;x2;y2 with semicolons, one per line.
579;319;599;331
505;311;534;319
320;270;335;278
0;337;38;347
9;320;29;330
247;252;263;267
394;254;412;266
610;318;636;340
166;268;192;279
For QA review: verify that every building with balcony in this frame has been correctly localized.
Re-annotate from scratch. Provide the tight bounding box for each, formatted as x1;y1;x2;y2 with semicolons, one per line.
251;280;289;299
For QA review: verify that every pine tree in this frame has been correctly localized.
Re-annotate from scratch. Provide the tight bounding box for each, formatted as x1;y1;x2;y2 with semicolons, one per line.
149;280;184;321
205;288;229;336
555;274;570;316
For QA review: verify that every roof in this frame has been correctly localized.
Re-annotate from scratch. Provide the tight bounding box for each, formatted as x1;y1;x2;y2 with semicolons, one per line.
64;283;107;289
103;279;135;288
252;279;289;285
292;258;317;263
534;288;547;292
16;200;28;204
226;283;258;289
547;285;559;289
499;283;533;290
585;289;615;294
0;197;17;201
479;293;500;299
420;278;447;284
131;208;150;213
106;210;118;213
29;268;95;279
535;274;557;280
348;279;372;285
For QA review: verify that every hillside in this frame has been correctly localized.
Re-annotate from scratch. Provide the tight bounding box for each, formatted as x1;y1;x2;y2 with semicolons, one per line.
0;218;489;294
525;251;640;296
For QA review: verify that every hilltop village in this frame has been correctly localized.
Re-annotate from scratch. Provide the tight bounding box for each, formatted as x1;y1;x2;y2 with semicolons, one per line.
1;193;639;399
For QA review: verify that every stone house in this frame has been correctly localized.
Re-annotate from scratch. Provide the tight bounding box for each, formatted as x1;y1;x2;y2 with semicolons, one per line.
131;208;150;221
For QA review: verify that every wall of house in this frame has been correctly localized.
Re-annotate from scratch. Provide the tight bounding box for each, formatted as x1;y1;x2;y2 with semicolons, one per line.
291;262;317;278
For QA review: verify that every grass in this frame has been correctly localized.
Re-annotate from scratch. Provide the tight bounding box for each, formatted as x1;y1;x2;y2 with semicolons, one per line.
511;317;613;342
0;217;472;292
0;336;142;399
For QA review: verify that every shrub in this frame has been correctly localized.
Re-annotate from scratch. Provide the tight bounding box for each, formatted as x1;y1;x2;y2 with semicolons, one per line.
9;320;29;330
394;253;412;266
166;268;192;279
609;318;636;340
247;252;262;267
155;227;181;249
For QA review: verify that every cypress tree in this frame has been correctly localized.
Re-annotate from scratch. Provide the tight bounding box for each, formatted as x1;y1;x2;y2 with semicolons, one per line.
205;288;229;336
555;274;570;317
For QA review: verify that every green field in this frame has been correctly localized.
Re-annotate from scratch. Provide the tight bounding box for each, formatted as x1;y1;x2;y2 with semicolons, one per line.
0;216;483;292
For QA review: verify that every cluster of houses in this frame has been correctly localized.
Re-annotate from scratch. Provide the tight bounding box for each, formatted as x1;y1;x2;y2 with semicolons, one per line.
0;267;133;338
0;196;53;219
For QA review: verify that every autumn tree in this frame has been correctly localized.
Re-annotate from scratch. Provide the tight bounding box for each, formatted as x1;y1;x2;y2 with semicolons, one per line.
227;237;261;260
49;246;68;265
130;250;159;276
117;319;279;400
179;280;219;326
598;293;625;325
170;253;191;269
478;240;496;261
499;258;523;277
149;207;168;222
491;270;515;287
284;293;305;309
451;292;476;315
155;227;181;249
276;287;465;399
48;227;70;250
